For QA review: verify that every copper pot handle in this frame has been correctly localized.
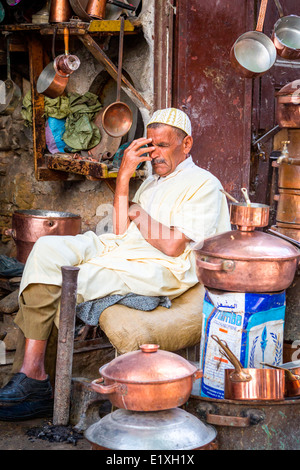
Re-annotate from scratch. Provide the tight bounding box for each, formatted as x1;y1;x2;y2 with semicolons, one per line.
91;378;119;395
206;412;251;428
197;258;235;272
3;228;16;239
193;369;203;381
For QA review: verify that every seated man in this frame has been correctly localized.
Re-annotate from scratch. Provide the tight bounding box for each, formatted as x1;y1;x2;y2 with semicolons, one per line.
0;108;230;418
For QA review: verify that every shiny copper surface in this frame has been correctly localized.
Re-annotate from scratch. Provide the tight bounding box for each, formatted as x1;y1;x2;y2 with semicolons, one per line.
102;102;133;138
9;210;81;263
272;14;300;60
230;203;269;231
230;0;276;79
194;230;299;292
90;344;202;411
86;0;106;19
276;80;300;128
276;189;300;224
36;62;69;98
270;225;300;243
224;368;285;401
49;0;72;22
277;159;300;190
101;16;133;138
262;363;300;398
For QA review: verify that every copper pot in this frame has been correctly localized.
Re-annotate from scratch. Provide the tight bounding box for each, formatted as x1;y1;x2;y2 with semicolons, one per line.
276;80;300;128
4;210;82;264
230;202;269;231
275;189;300;225
262;363;300;398
230;0;276;79
90;344;202;411
272;0;300;60
194;203;299;293
212;336;285;401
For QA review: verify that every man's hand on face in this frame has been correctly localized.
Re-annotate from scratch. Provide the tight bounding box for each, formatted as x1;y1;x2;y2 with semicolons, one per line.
118;137;154;178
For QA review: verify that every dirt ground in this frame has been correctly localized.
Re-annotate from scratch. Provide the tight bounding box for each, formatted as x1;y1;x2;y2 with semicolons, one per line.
0;417;91;450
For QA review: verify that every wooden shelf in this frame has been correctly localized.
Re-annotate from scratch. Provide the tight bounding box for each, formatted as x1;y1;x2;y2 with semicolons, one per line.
1;19;151;181
45;153;145;180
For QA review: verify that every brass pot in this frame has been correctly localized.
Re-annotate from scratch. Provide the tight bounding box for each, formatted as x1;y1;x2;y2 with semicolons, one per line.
4;210;82;264
90;344;202;411
276;80;300;128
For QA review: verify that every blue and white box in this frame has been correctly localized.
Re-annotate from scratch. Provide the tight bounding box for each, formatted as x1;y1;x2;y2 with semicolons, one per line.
199;288;286;399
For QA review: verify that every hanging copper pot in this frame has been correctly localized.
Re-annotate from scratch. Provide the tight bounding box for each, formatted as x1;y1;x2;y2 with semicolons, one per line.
90;344;202;411
272;0;300;60
230;0;276;79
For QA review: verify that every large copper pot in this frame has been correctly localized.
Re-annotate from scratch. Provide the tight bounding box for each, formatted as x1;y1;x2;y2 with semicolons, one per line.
194;203;299;293
276;80;300;128
4;210;82;264
90;344;202;411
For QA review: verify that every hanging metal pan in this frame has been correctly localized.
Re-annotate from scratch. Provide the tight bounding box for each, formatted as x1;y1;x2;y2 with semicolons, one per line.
272;0;300;60
36;27;69;98
230;0;277;78
0;36;21;115
102;16;133;138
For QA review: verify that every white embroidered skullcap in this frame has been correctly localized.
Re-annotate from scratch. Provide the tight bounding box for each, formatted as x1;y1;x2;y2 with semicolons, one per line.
147;108;192;136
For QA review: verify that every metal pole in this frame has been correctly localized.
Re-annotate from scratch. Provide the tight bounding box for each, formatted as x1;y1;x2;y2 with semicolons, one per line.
53;265;80;426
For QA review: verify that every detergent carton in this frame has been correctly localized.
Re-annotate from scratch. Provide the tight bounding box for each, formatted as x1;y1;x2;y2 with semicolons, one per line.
199;288;286;399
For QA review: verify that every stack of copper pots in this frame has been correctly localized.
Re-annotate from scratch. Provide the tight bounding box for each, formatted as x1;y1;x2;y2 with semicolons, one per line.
272;142;300;242
194;202;299;293
85;344;218;450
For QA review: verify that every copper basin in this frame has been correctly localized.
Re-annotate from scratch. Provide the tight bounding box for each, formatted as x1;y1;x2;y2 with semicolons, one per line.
90;344;202;411
5;210;82;264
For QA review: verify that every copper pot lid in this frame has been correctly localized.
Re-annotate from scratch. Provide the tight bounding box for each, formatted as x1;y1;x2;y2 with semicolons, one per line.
100;344;198;384
194;230;300;261
275;79;300;103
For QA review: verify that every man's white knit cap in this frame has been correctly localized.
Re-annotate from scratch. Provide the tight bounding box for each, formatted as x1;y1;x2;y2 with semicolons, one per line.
147;108;192;136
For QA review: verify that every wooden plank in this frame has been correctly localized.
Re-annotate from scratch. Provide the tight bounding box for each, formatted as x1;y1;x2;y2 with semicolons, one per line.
78;33;152;112
46;153;108;178
27;35;47;180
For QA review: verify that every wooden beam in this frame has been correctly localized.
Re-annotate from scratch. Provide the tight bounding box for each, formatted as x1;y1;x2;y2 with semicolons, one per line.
78;33;152;112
